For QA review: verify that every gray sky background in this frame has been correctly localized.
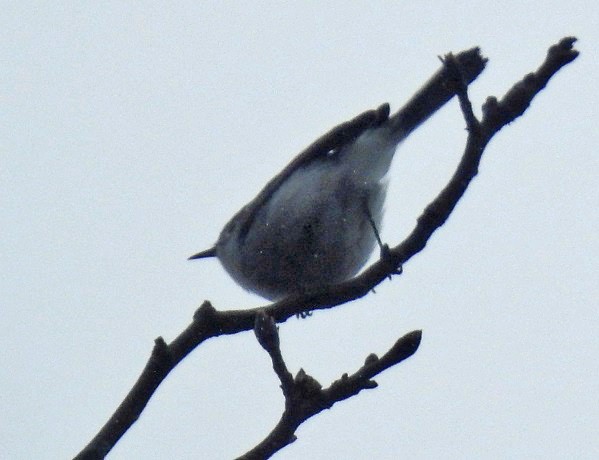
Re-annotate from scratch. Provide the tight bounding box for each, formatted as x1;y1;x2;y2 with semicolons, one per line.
2;2;598;459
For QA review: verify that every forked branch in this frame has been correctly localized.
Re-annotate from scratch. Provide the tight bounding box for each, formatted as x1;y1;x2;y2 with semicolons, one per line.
74;38;578;459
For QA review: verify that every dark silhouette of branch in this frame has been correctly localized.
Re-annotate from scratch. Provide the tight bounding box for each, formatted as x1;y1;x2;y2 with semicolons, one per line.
74;38;578;459
237;312;421;459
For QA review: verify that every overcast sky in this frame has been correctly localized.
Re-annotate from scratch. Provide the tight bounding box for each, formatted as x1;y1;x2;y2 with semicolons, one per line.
2;2;598;459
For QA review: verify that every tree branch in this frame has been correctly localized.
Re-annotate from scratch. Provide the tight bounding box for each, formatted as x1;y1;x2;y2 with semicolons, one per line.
74;38;578;459
238;312;421;459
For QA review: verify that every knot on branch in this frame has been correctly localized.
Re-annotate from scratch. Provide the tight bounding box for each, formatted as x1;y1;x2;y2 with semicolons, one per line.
193;300;217;323
294;369;323;397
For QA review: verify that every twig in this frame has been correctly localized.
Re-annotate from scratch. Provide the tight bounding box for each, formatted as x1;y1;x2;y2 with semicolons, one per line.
238;313;421;459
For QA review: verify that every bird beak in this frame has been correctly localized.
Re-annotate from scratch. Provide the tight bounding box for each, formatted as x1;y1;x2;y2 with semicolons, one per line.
188;246;217;260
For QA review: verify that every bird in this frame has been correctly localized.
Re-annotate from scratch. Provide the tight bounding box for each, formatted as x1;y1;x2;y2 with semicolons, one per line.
189;49;485;301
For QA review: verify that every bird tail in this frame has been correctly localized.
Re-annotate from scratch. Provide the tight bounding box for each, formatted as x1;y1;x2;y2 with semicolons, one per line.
387;47;487;143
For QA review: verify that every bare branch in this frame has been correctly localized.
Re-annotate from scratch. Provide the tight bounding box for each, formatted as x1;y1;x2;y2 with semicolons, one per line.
481;37;579;132
74;38;578;459
254;311;294;395
238;324;421;459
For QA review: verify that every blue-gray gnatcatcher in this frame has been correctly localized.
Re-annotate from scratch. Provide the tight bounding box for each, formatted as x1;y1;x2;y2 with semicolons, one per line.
190;50;485;300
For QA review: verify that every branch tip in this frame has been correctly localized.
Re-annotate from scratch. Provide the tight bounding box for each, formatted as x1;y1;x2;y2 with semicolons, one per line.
395;329;422;352
549;36;578;61
380;330;422;366
254;310;279;352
